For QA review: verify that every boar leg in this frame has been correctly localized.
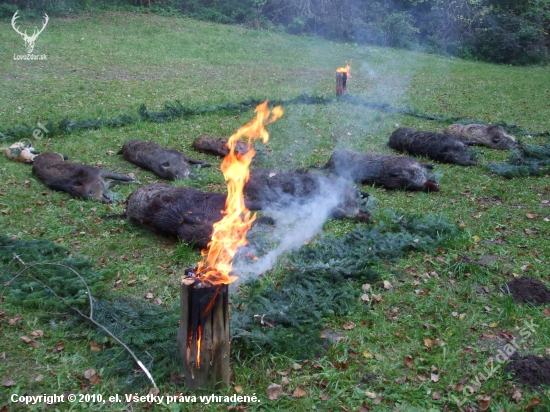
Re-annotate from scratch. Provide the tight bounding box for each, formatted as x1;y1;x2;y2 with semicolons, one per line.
102;172;135;182
182;156;212;168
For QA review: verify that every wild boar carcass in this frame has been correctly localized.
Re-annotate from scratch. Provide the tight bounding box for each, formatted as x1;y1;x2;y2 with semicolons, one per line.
119;140;211;180
244;168;371;222
388;127;477;166
192;135;250;158
444;124;516;150
323;149;439;191
125;183;264;249
32;152;134;203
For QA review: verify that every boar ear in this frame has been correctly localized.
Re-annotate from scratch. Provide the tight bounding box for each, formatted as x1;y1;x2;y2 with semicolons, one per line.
159;161;170;170
388;168;403;177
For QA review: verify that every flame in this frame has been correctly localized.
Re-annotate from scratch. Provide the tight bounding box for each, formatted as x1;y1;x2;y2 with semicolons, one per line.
196;325;201;367
336;64;351;75
194;101;283;284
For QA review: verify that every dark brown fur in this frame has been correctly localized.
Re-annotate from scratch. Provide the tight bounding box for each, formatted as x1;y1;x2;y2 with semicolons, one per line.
244;168;370;222
388;127;477;166
444;124;516;150
119;140;211;180
323;149;439;191
125;183;263;249
33;152;134;203
192;135;250;158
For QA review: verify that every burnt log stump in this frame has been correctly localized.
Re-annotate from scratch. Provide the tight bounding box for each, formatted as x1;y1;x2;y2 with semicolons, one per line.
177;277;230;390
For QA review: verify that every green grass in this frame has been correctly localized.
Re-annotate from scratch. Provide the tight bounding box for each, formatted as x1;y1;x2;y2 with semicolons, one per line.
1;11;550;411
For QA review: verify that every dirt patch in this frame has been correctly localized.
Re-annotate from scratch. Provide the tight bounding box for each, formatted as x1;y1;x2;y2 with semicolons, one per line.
505;354;550;387
505;276;550;306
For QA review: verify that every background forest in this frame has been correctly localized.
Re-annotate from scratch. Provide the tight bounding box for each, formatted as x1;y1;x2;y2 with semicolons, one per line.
2;0;550;66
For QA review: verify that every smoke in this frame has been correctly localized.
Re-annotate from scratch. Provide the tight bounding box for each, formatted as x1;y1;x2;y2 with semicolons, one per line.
232;179;347;284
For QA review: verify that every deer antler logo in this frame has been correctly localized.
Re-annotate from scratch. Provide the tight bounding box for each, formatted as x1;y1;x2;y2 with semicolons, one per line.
11;11;49;54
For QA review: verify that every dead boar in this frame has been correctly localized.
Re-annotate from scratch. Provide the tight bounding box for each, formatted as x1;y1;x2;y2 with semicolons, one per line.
125;183;264;249
119;140;211;180
244;168;371;222
388;127;478;166
2;141;40;163
192;135;250;158
323;149;439;191
444;124;517;150
32;152;134;203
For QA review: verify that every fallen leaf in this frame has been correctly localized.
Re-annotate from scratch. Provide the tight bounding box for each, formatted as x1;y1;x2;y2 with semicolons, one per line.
511;387;523;402
417;375;427;382
267;383;282;400
362;350;374;359
431;373;439;383
432;392;442;400
145;292;154;299
362;283;371;293
383;280;392;290
525;398;542;410
361;294;370;303
292;386;307;398
89;374;101;384
374;354;385;361
84;369;96;380
53;343;65;352
490;322;499;328
472;235;481;243
526;213;536;219
2;380;15;387
8;314;23;325
292;363;302;370
542;308;550;317
394;376;407;384
365;391;377;399
373;394;383;405
343;321;356;330
20;336;32;344
371;294;383;303
477;395;491;411
319;393;330;401
424;338;436;348
30;330;44;337
403;355;414;368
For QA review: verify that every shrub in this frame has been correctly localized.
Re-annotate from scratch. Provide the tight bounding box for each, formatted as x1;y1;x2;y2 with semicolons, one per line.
464;10;548;65
382;12;419;49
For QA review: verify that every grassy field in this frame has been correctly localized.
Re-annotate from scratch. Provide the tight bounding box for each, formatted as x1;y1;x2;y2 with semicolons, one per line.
1;11;550;411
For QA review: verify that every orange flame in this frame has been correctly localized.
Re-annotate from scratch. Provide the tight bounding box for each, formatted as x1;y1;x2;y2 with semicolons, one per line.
336;64;352;78
194;101;283;284
196;325;201;367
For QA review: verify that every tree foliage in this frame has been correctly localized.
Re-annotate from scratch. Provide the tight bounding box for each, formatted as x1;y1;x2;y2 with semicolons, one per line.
3;0;549;64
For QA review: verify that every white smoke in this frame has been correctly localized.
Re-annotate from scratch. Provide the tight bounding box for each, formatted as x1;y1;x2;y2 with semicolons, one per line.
232;179;346;284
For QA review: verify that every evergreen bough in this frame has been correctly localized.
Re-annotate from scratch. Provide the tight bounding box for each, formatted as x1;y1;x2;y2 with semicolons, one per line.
485;143;550;178
1;94;547;143
0;210;461;385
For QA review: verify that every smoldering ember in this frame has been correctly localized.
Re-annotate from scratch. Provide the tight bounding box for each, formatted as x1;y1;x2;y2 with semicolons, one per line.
1;3;550;411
